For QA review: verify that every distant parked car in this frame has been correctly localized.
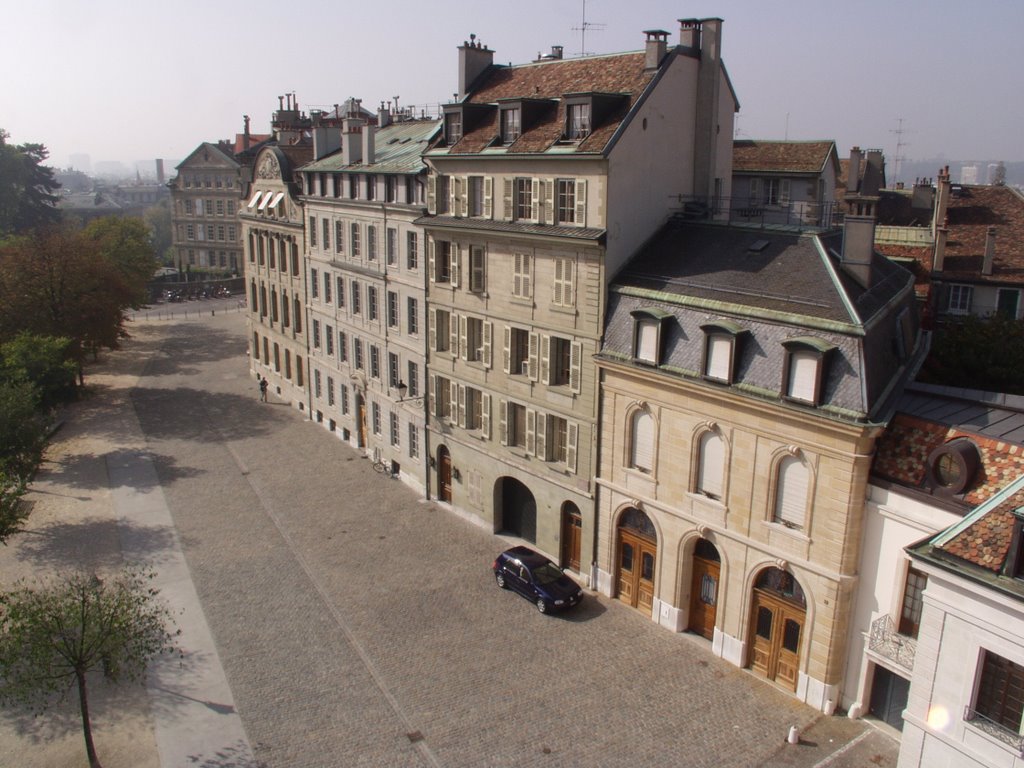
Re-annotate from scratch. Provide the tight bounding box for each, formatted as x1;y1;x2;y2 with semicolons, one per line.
492;546;583;614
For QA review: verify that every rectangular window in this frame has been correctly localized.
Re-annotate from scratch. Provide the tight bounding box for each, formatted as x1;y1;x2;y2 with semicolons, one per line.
468;176;484;217
436;175;449;214
557;179;576;223
388;352;400;388
386;228;397;266
514;178;532;220
351;281;361;314
366;175;376;201
309;216;317;247
436;241;452;283
353;338;364;370
323;273;332;304
469;246;485;293
351;223;361;257
501;108;521;144
407;361;419;397
508;402;526;448
434;376;451;420
435;310;451;353
445;111;462;145
338;331;348;362
340;384;349;414
310;268;319;299
510;327;529;375
335;220;344;253
552;257;574;306
327;376;335;406
512;253;532;298
548;416;568;463
465;387;483;430
372;402;381;435
367;225;377;260
227;225;236;242
370;345;380;379
948;284;973;315
898;567;927;638
314;369;322;398
408;423;419;458
349;175;358;199
312;319;321;349
385;176;398;203
337;276;345;308
974;651;1024;734
407;297;419;334
467;317;485;362
325;325;334;356
387;291;399;328
368;286;378;321
549;336;572;386
322;218;330;251
407;231;419;269
567;103;591;139
390;412;400;446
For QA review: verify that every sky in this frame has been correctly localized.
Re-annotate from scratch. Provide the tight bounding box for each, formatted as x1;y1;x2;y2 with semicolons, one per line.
2;0;1021;177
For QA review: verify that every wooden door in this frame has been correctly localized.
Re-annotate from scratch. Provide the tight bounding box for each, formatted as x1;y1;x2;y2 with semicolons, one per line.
617;530;656;614
357;402;367;447
688;556;720;640
437;448;452;503
561;508;582;572
749;591;803;692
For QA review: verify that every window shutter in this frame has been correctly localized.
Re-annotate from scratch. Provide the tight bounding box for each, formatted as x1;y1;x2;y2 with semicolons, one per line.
528;332;539;380
631;412;654;472
566;422;578;472
427;175;436;214
483;321;493;369
522;253;532;298
449;176;459;217
502;178;513;220
530;178;540;221
775;456;808;529
483;176;493;219
637;320;658;362
451;243;461;287
570;341;582;393
535;413;547;460
539;335;551;384
428;309;437;351
697;432;724;499
526;408;536;454
553;259;563;305
502;326;511;374
780;179;791;205
428;238;436;282
788;350;819;402
429;375;438;417
543;179;554;224
481;394;491;438
455;382;464;426
449;312;459;355
459;315;468;360
706;336;732;380
499;399;508;445
575;179;587;225
460;176;469;216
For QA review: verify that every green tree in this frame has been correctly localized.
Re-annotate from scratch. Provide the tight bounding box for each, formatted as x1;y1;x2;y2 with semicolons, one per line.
0;129;61;237
0;568;180;768
0;378;48;478
0;470;29;544
142;199;173;265
921;313;1024;395
0;333;78;409
84;216;158;308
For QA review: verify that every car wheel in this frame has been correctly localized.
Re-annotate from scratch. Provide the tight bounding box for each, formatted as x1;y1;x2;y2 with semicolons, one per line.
496;572;507;589
536;598;548;614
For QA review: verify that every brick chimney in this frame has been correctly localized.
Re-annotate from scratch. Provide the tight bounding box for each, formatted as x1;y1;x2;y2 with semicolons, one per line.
458;34;494;99
644;30;669;71
982;227;997;275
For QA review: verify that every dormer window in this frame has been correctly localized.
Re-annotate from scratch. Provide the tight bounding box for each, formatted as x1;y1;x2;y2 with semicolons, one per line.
701;321;746;384
781;337;835;405
500;107;521;144
444;110;463;146
567;102;591;140
631;309;671;365
925;438;980;496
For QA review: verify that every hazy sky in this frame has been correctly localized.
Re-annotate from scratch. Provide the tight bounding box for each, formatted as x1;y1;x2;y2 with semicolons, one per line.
2;0;1020;174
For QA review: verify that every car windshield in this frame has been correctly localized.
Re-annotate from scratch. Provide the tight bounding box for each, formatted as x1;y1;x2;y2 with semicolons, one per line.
531;562;564;586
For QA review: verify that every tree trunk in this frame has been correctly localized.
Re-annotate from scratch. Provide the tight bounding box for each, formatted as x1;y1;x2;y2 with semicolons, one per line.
76;669;102;768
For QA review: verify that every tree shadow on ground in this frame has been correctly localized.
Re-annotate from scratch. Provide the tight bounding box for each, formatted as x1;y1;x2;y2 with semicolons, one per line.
184;739;266;768
14;518;191;573
128;387;292;444
134;325;250;380
38;450;205;493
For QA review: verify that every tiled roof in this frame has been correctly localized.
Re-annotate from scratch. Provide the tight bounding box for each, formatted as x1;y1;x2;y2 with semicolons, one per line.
940;488;1024;572
414;215;605;241
732;140;835;175
232;134;271;155
938;185;1024;285
300;120;439;175
440;51;655;155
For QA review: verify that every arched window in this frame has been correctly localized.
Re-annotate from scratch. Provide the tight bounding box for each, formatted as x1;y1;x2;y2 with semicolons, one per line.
630;410;654;474
774;455;809;530
696;431;724;500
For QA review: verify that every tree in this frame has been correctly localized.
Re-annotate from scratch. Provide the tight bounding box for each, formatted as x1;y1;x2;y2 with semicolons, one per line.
143;199;173;265
0;568;179;768
0;333;78;410
0;470;29;544
0;129;61;238
84;216;158;308
920;313;1024;395
0;378;48;478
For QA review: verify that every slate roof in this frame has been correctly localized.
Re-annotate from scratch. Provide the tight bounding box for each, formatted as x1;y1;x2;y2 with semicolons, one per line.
732;140;836;175
436;50;655;156
300;120;439;174
938;185;1024;285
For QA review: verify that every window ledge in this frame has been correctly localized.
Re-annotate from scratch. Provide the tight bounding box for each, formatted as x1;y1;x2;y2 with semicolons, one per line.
550;304;577;317
687;491;727;511
510;296;535;308
762;520;810;542
623;466;656;482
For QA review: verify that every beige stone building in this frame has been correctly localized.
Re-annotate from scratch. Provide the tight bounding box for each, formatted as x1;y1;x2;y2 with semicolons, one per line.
418;20;738;579
594;209;924;710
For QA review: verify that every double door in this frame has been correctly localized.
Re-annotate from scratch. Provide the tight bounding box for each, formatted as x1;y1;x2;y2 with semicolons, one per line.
617;531;656;614
749;590;804;691
688;556;720;640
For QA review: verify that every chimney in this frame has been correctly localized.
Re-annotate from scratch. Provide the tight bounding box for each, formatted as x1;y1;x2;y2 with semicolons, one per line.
841;214;877;288
847;147;863;194
644;30;669;71
933;225;948;272
550;45;563;60
863;149;884;195
377;102;392;128
932;166;952;241
458;34;494;99
243;115;251;150
982;227;997;275
155;159;165;184
679;18;701;51
362;123;376;165
341;117;364;165
312;125;342;161
692;18;724;204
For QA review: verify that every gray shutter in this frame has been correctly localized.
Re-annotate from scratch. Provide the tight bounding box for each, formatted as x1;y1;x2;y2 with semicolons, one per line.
483;321;493;369
502;326;511;374
530;178;540;221
483;176;493;219
569;341;582;393
459;314;468;360
502;178;513;220
566;422;578;472
449;312;459;355
575;179;587;225
535;412;546;460
481;394;491;438
427;175;436;214
526;408;536;454
428;238;436;282
428;309;437;351
451;243;461;287
528;332;539;380
499;399;508;445
540;334;551;384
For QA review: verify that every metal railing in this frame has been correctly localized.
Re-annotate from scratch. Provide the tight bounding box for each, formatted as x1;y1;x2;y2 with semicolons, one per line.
964;706;1024;754
672;195;840;232
868;614;917;671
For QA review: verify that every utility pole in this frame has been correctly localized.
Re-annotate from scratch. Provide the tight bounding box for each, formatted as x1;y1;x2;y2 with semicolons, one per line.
890;117;910;189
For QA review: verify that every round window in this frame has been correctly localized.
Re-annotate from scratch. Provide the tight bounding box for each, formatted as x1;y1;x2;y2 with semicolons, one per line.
925;439;980;496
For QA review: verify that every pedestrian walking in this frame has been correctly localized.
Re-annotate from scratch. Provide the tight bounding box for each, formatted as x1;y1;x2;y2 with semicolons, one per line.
259;377;269;402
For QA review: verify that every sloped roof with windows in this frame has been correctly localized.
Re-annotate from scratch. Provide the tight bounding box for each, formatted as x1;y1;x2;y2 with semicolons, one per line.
732;140;837;176
938;185;1024;285
299;120;439;175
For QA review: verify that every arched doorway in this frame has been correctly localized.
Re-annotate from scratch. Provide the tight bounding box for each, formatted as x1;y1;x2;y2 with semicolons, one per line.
495;477;536;542
560;502;582;572
616;507;657;614
437;446;452;503
748;567;806;692
687;538;720;640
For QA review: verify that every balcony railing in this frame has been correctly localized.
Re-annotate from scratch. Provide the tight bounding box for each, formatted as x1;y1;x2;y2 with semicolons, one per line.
672;195;840;232
964;706;1024;755
868;614;917;671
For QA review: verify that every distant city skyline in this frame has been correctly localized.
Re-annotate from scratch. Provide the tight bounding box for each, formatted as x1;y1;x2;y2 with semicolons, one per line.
4;0;1020;173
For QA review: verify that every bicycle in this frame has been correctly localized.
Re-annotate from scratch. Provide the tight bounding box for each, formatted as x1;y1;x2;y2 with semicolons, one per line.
372;458;392;476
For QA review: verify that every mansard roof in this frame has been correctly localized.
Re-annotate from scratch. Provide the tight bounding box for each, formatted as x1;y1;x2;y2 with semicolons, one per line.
300;120;439;175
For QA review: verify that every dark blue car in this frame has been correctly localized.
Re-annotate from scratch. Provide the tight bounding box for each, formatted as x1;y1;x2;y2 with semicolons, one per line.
492;546;584;614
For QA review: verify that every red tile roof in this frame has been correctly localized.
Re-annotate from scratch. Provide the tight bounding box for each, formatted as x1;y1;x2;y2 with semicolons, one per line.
939;185;1024;285
232;134;271;155
446;51;655;155
732;140;835;175
941;488;1024;572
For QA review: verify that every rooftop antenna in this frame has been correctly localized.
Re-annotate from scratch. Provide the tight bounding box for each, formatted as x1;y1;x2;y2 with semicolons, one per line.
571;0;605;56
889;117;912;189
